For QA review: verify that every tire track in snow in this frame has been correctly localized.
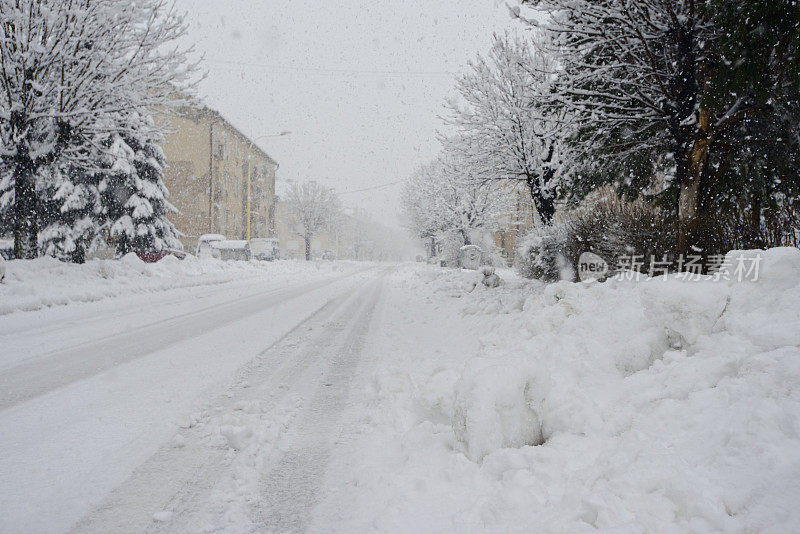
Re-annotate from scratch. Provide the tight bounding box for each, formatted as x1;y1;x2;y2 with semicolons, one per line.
0;268;371;410
255;270;385;533
70;268;390;534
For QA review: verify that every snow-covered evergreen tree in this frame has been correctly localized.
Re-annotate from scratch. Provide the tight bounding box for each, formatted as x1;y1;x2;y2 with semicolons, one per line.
104;116;181;256
0;0;195;258
38;162;103;263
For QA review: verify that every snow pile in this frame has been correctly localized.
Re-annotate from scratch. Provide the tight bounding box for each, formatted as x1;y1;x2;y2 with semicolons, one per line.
317;249;800;532
0;255;359;315
451;248;800;530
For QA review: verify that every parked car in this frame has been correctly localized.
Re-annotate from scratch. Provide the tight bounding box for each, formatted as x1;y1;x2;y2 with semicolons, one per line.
213;240;252;261
321;249;335;261
250;238;280;261
196;234;226;258
136;249;188;263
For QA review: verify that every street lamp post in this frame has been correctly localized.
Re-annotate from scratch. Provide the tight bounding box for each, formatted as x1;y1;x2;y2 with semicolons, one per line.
247;131;290;241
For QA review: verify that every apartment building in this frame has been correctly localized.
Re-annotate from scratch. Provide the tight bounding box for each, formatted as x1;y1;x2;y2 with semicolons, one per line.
158;106;278;251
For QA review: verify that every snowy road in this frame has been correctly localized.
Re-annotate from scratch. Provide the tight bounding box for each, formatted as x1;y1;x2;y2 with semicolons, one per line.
0;271;367;409
0;264;387;533
3;258;799;533
73;267;388;533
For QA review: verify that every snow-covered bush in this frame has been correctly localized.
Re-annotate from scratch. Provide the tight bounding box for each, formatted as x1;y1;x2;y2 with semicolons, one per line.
434;231;463;267
475;239;509;269
518;198;800;284
515;222;571;282
517;202;676;281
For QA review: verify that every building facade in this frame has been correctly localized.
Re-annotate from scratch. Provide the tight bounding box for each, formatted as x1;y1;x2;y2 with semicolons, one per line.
158;106;278;251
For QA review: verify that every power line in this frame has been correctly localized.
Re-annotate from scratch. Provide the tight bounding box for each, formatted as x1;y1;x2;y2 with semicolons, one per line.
338;180;402;195
207;59;456;78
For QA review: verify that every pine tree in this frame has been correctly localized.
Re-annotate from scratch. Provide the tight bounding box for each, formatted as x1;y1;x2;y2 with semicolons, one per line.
0;0;194;259
38;164;103;263
105;121;181;256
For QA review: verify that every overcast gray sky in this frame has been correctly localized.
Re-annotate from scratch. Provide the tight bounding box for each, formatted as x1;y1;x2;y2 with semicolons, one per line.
173;0;514;228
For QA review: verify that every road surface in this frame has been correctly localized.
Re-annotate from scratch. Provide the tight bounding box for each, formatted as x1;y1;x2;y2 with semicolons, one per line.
0;265;391;533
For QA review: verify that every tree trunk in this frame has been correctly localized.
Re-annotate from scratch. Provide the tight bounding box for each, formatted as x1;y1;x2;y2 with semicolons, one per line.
748;190;763;249
460;228;471;246
677;108;711;260
528;175;555;225
677;171;702;258
13;154;38;259
534;192;556;225
531;145;557;225
304;234;311;261
70;245;86;264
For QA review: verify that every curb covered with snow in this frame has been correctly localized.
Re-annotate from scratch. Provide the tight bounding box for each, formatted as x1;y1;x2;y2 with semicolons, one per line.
0;254;358;315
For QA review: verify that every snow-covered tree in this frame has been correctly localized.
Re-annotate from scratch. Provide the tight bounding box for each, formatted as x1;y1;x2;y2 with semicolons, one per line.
34;115;183;262
401;165;445;253
517;0;800;255
402;147;510;260
285;181;341;261
38;161;103;263
104;116;182;257
0;0;195;258
446;32;565;224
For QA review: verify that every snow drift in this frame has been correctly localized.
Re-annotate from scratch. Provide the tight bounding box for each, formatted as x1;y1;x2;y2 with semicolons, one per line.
0;255;355;315
321;249;800;532
453;248;800;530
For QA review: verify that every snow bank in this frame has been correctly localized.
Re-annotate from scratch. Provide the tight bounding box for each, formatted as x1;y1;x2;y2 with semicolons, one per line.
0;255;358;315
453;248;800;530
319;249;800;532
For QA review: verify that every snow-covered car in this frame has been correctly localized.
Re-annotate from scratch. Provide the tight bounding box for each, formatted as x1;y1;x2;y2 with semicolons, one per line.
250;238;280;261
196;234;226;258
136;249;188;263
321;250;335;261
213;240;252;261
